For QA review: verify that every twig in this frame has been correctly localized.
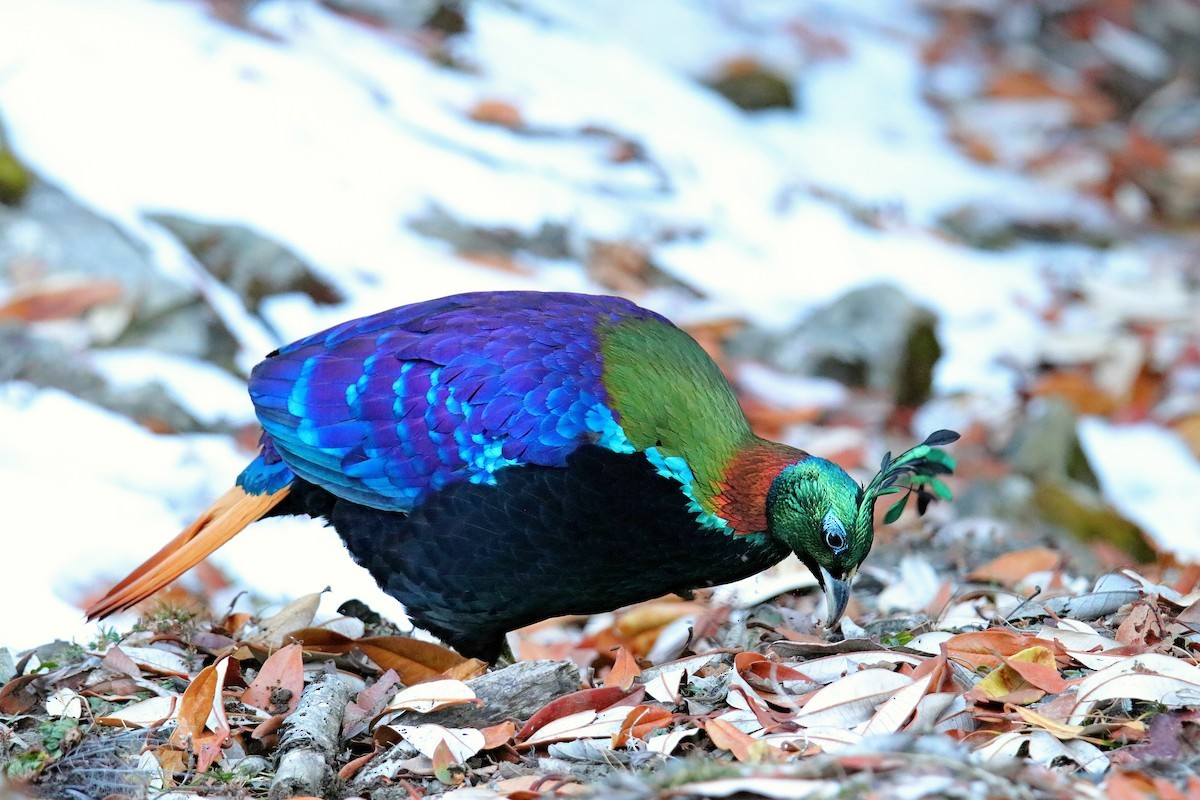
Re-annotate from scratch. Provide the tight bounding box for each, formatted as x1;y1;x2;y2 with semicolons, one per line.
269;669;354;800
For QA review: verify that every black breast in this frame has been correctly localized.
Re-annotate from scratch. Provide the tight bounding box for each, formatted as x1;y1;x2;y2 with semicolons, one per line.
278;445;788;660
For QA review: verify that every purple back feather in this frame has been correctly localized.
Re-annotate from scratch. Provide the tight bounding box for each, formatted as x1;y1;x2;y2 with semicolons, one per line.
242;292;669;511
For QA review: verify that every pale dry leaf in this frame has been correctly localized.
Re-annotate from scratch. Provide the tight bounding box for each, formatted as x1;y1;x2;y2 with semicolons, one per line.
1034;623;1121;653
96;695;178;728
761;726;861;754
643;665;686;704
861;672;933;735
646;725;700;754
254;592;323;647
973;730;1027;764
671;777;842;798
377;679;479;724
45;688;84;719
794;669;913;728
521;706;632;747
780;651;923;684
389;723;485;764
1027;730;1109;775
1068;653;1200;724
117;646;191;677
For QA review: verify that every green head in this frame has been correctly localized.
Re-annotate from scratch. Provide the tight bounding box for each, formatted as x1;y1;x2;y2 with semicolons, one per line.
765;430;960;628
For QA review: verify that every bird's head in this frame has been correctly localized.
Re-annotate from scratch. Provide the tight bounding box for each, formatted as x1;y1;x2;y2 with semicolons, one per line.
766;430;960;629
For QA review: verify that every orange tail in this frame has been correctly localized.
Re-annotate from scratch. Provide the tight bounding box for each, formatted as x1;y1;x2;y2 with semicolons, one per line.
86;485;290;619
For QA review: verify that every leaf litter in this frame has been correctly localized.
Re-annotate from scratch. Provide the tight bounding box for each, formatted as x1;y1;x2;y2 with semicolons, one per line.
6;523;1200;800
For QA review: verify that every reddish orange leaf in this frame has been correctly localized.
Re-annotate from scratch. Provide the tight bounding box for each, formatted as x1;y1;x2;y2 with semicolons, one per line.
968;547;1061;586
0;279;123;322
612;704;674;748
170;656;232;772
242;643;303;716
517;686;631;741
605;647;642;691
480;720;516;750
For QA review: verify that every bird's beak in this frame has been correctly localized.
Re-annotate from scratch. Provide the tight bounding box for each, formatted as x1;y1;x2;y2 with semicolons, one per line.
818;565;850;628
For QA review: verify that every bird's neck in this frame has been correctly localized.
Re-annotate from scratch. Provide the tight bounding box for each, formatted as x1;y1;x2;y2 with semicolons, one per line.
712;438;808;536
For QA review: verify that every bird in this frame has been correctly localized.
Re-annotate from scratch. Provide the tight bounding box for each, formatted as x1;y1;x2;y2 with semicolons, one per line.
87;291;958;660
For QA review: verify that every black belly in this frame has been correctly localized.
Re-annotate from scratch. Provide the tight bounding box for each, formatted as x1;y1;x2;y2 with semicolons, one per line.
273;445;788;660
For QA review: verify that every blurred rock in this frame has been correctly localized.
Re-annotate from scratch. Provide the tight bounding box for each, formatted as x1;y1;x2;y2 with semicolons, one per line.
1033;480;1156;564
938;201;1117;250
0;325;215;433
319;0;467;34
1008;398;1099;488
705;58;797;112
150;214;343;320
408;204;572;260
731;283;941;408
0;181;240;367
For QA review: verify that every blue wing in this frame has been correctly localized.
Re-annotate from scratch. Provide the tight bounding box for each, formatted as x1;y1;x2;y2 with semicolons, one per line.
241;292;661;511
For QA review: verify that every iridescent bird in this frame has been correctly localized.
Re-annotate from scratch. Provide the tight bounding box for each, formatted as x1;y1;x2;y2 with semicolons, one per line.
88;292;957;659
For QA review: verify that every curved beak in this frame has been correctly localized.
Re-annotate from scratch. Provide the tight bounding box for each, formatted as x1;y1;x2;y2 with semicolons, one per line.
818;566;850;628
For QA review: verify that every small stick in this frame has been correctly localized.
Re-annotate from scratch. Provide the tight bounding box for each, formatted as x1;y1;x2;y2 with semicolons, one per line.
269;669;354;800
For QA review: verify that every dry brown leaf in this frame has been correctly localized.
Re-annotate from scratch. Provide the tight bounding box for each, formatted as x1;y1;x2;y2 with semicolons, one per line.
255;592;323;647
968;646;1065;706
968;547;1062;586
943;629;1066;671
468;99;523;129
343;669;402;740
604;646;641;691
170;656;232;773
612;704;674;748
289;629;485;684
517;686;635;742
242;642;303;716
0;279;123;321
704;718;781;763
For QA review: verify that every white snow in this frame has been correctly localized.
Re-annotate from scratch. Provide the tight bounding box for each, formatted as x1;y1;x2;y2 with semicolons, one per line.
0;0;1196;649
1078;418;1200;559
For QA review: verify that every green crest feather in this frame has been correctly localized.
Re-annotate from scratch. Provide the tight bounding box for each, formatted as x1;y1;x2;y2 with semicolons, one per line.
858;429;960;530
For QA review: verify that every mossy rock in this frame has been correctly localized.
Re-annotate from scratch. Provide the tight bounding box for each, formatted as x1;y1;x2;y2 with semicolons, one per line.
1033;480;1157;564
0;149;32;206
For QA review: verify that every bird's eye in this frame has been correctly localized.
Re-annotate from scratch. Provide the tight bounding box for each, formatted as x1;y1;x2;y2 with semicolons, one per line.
822;509;848;554
825;528;847;552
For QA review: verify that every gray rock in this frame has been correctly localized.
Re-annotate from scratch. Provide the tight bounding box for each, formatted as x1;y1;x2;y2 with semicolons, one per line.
149;213;343;319
732;283;942;407
1007;397;1099;488
0;325;221;433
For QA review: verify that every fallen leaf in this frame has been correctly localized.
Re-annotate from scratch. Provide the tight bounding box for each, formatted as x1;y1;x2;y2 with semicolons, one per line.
242;643;303;716
0;279;123;322
517;686;634;741
1069;653;1200;725
343;669;402;739
604;646;641;691
969;646;1065;705
388;723;485;763
968;547;1061;586
255;592;323;647
612;704;674;748
479;720;516;750
290;629;485;685
378;679;480;721
96;695;179;728
170;656;232;773
704;718;781;763
795;669;914;727
519;705;633;748
943;629;1065;671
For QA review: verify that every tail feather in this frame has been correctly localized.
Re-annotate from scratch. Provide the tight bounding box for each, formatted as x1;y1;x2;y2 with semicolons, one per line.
86;485;291;620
